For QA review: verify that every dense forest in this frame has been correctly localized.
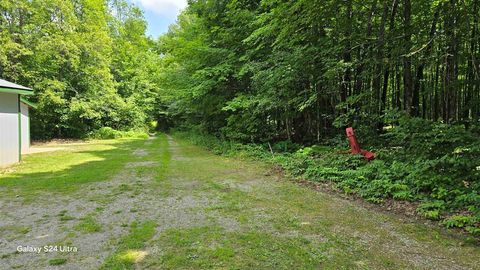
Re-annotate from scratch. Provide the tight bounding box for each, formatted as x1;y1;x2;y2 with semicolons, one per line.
2;0;480;140
1;0;480;236
159;0;480;142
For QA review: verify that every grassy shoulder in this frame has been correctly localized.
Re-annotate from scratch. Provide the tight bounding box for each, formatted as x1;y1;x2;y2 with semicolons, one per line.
173;126;480;240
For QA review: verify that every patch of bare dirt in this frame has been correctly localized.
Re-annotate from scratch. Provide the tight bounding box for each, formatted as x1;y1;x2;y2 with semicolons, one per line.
132;149;148;157
31;139;88;146
125;161;157;168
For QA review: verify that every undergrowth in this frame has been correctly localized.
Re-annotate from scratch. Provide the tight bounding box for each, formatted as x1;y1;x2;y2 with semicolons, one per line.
173;118;480;238
88;127;149;140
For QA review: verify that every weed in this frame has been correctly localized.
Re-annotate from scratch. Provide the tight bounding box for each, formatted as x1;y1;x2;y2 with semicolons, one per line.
75;216;102;233
48;258;67;266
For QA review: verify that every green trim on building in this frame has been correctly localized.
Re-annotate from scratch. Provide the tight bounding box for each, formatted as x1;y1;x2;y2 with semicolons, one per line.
18;95;22;161
0;87;34;95
20;97;38;109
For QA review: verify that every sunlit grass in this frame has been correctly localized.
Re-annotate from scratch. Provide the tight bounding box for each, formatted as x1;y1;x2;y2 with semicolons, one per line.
147;226;326;269
118;250;149;263
0;138;146;200
101;221;156;270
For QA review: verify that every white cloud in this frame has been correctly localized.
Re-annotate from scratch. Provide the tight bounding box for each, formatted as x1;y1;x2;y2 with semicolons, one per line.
133;0;188;16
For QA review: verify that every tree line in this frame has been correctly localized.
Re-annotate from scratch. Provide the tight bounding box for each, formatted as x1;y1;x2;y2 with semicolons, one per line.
2;0;480;142
0;0;161;138
160;0;480;142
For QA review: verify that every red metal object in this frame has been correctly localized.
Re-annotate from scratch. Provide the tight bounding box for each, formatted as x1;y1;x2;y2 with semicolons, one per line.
346;127;375;161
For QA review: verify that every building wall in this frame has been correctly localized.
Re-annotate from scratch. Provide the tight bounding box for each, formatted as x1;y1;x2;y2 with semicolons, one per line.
20;102;29;153
0;92;20;167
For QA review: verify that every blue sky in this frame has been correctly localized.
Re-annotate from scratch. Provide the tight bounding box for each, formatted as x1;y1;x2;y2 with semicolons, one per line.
127;0;188;38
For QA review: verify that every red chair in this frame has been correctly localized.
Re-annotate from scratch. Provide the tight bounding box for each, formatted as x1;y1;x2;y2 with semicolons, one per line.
346;127;375;161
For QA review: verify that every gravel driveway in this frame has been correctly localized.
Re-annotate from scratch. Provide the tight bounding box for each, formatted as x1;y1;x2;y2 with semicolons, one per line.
1;135;479;269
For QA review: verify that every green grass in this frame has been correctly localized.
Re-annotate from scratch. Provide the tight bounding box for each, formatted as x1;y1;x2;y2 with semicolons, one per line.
48;258;67;266
174;130;480;238
59;215;75;221
133;134;173;197
58;210;75;222
148;226;326;269
75;215;102;233
148;135;480;269
136;134;171;181
0;138;146;201
0;225;31;241
100;221;156;270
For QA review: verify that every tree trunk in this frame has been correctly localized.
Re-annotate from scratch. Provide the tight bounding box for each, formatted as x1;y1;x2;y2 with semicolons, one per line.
373;2;389;112
403;0;414;115
465;0;478;123
444;0;458;123
373;1;390;131
413;6;440;117
382;0;399;114
341;0;353;107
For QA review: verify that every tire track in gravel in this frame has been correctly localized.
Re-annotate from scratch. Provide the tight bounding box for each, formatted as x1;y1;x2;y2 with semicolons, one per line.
0;136;211;270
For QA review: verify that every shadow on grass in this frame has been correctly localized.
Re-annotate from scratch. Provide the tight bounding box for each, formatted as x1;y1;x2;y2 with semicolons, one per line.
0;138;147;200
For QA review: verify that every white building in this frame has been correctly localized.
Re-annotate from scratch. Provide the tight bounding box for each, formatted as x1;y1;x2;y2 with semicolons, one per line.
0;79;35;167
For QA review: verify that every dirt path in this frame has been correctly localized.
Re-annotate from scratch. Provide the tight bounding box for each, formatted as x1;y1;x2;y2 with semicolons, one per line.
1;135;479;269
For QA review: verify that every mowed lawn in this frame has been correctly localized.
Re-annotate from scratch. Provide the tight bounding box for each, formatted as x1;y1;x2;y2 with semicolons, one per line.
0;138;147;201
0;135;479;269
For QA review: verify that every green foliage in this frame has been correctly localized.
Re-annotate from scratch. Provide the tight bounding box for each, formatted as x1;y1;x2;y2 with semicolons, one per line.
176;118;480;237
0;0;160;139
2;0;479;239
271;141;302;153
158;0;480;143
442;215;473;229
88;127;148;140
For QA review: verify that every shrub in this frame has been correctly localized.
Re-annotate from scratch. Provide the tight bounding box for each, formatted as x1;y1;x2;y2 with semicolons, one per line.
89;127;148;140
